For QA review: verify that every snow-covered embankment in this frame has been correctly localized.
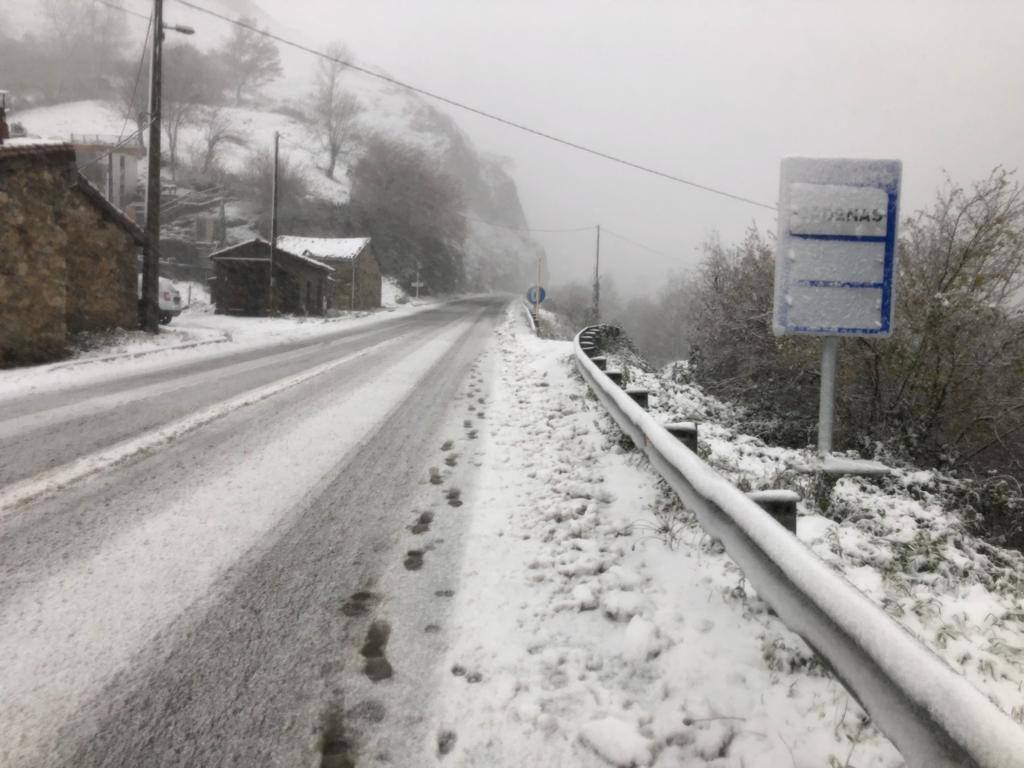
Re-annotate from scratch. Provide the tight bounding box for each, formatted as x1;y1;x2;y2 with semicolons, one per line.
432;308;902;767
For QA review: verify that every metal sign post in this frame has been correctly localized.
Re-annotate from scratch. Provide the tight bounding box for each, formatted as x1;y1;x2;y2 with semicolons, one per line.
817;336;839;456
773;158;902;461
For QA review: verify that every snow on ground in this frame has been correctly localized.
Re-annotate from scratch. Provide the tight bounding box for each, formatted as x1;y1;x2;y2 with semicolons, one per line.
381;277;409;308
611;356;1024;726
0;300;435;401
434;308;902;767
14;99;350;204
0;316;482;767
14;89;451;209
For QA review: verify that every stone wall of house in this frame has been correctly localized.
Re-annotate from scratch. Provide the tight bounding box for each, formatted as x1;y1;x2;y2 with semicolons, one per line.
356;250;382;310
0;150;75;366
212;259;271;315
278;258;328;316
210;241;329;316
62;188;139;334
1;146;141;367
325;250;382;311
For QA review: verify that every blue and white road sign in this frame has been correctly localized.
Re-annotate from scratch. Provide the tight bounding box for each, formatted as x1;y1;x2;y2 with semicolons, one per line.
773;158;902;337
527;285;546;304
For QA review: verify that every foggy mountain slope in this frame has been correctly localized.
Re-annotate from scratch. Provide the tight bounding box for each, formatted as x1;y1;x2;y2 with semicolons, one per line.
12;71;540;292
6;0;544;292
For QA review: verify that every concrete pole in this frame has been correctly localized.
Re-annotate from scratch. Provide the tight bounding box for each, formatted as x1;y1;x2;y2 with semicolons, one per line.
818;336;839;457
141;0;164;333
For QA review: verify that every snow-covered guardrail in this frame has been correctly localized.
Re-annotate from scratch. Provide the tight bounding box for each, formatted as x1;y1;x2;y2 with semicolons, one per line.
573;325;1024;768
521;301;538;335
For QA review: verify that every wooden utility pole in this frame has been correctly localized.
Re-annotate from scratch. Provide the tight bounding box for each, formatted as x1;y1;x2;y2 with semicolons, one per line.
593;224;601;323
141;0;164;333
141;0;193;332
534;252;541;320
269;131;279;315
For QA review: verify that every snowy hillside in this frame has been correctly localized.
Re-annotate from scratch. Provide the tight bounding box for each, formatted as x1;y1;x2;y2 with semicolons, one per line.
11;39;541;291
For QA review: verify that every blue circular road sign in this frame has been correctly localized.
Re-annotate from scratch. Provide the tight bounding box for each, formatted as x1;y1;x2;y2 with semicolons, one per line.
527;286;546;304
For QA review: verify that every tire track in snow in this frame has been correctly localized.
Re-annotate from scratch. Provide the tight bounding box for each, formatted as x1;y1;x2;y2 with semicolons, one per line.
0;316;484;768
0;337;403;515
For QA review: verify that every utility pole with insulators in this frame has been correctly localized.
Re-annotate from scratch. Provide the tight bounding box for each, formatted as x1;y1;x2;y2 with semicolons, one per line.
269;130;279;315
141;0;194;333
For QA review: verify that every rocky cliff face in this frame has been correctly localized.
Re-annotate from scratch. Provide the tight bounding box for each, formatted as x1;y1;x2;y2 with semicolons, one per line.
405;101;539;292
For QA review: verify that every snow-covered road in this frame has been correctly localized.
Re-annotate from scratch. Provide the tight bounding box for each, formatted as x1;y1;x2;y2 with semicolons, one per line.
1;299;919;767
0;297;506;766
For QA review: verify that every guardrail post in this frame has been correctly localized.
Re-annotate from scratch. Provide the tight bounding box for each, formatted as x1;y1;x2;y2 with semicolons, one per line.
591;356;607;371
745;490;800;534
605;371;624;387
665;421;698;453
625;388;649;409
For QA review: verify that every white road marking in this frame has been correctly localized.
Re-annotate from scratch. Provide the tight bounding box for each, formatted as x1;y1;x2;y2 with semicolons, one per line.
0;318;478;767
0;337;401;515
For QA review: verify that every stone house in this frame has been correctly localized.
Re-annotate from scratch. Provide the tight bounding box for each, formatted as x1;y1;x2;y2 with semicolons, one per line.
0;139;145;367
208;238;332;316
276;236;382;311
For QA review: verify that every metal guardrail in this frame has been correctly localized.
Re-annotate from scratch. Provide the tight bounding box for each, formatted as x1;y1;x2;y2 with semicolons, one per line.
521;301;538;335
573;325;1024;768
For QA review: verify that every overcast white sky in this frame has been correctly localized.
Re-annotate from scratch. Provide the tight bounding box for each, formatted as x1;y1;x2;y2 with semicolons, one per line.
150;0;1024;294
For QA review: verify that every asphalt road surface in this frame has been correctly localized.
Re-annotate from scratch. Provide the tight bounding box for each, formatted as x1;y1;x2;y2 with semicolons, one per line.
0;296;508;766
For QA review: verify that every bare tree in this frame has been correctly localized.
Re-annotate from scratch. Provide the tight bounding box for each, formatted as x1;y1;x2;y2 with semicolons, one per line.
219;16;283;104
243;146;309;236
39;0;128;100
349;136;467;290
114;54;149;142
162;43;224;180
194;106;247;176
307;43;363;180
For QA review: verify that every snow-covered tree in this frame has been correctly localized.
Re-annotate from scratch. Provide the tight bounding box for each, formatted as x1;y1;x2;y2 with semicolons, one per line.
162;43;225;180
306;43;363;180
218;17;283;104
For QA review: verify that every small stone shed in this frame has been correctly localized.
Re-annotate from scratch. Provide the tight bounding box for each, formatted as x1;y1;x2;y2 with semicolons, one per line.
276;236;382;311
208;238;332;316
0;139;145;367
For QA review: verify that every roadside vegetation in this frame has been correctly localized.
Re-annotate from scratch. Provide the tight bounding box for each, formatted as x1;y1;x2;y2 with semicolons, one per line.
549;169;1024;550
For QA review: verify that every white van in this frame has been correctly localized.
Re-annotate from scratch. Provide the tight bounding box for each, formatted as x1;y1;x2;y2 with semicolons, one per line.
137;275;183;325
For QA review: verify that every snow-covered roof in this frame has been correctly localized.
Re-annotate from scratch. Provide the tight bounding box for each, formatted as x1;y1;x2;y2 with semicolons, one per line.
0;138;74;160
276;236;371;263
208;238;334;272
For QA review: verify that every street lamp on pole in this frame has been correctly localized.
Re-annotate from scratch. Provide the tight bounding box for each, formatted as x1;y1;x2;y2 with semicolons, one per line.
141;0;195;333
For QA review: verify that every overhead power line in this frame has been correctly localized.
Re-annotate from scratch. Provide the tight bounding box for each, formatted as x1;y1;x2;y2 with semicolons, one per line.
458;213;595;234
602;227;669;257
117;9;153;144
92;0;151;22
167;0;777;212
464;214;667;257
